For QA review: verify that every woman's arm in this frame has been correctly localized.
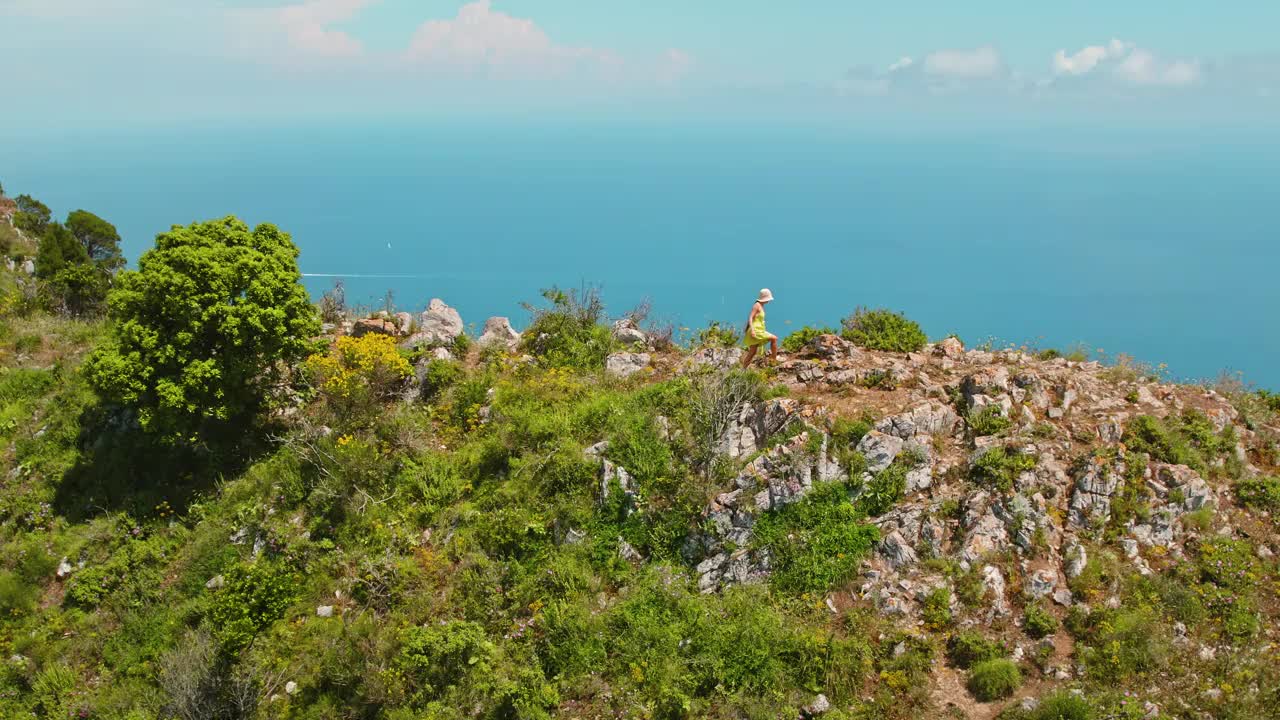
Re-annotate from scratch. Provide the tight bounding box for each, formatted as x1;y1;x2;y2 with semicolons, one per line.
745;302;760;334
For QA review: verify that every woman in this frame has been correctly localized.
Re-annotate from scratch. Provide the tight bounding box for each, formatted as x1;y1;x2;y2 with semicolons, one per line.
741;288;778;367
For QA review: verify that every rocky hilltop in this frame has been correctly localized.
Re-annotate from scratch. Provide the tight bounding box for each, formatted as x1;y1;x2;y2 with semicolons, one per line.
1;281;1277;720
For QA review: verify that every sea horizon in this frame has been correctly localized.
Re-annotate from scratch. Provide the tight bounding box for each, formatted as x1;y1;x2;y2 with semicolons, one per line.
2;121;1276;388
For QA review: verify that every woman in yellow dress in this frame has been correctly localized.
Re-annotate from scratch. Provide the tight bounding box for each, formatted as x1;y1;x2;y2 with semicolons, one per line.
740;288;778;368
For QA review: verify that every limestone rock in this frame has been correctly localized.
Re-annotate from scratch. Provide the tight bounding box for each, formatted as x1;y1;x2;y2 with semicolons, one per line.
404;298;464;347
56;557;72;579
879;530;919;569
606;352;650;378
478;316;520;347
205;575;225;590
612;318;648;346
687;346;744;371
316;605;334;618
856;431;904;473
351;318;397;337
934;336;964;358
875;402;961;440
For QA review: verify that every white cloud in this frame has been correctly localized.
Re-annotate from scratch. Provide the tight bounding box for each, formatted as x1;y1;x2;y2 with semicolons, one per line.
888;56;914;73
1053;40;1201;87
1116;50;1201;86
923;46;1003;79
250;0;373;58
404;0;618;74
1053;39;1132;75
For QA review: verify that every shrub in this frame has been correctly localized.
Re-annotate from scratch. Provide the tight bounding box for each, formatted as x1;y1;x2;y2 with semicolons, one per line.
859;368;898;391
781;325;836;353
689;320;740;349
519;286;613;370
1235;475;1280;514
970;446;1037;493
398;620;493;704
752;482;879;594
1078;607;1168;681
922;587;953;630
947;630;1007;669
830;414;874;450
966;404;1012;436
840;307;927;353
420;358;463;402
967;658;1021;701
856;459;908;516
86;216;320;437
1122;411;1235;476
304;334;413;418
1023;602;1058;639
319;279;346;323
207;562;299;652
1028;692;1093;720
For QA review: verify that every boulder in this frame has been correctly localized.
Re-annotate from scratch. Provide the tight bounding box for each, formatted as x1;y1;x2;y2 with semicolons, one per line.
856;431;904;473
934;336;964;359
809;334;857;360
612;318;648;346
718;398;800;459
875;402;961;440
394;312;414;335
878;530;918;569
606;352;650;378
404;299;463;347
478;316;520;347
351;318;397;337
316;605;334;618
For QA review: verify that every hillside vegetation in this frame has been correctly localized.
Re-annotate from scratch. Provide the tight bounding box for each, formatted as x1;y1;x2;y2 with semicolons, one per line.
0;208;1278;720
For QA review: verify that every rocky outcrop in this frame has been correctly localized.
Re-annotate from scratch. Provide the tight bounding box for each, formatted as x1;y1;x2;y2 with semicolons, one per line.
478;317;521;348
606;352;650;378
612;318;648;346
351;318;397;337
402;298;463;347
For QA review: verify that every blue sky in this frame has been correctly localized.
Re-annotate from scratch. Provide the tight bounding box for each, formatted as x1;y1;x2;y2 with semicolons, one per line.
2;0;1278;130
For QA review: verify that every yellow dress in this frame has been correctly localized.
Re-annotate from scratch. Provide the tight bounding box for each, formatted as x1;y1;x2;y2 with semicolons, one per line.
745;305;771;348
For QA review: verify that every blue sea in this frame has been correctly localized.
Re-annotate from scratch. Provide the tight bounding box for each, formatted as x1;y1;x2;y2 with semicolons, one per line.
2;121;1276;388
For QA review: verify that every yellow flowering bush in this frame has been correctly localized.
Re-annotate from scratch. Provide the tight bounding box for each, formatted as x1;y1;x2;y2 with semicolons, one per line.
305;334;412;417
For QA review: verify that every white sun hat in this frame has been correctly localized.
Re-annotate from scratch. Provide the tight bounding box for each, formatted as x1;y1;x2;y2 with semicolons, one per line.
757;288;774;303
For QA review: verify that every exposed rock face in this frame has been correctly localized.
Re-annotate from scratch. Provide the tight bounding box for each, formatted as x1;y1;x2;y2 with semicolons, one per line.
351;318;397;337
478;317;520;347
606;352;650;378
1068;460;1122;528
403;299;463;347
687;347;744;371
394;312;414;335
875;402;961;440
856;431;904;473
934;336;964;358
612;318;648;346
718;398;802;459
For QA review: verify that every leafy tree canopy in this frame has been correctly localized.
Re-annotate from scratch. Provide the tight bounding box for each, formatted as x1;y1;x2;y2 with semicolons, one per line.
66;209;125;273
86;216;320;438
14;194;52;236
34;223;88;279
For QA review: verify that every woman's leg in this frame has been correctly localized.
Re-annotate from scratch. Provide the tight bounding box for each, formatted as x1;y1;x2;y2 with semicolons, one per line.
741;346;758;368
768;335;779;360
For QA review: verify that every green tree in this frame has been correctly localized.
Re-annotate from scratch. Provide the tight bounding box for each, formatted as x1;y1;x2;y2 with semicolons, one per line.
43;264;108;317
34;223;88;279
14;194;52;236
65;209;125;273
86;216;320;438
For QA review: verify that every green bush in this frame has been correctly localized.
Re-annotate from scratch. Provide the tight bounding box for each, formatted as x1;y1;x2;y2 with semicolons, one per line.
1027;692;1094;720
398;620;493;704
947;630;1006;669
752;482;879;594
420;358;463;402
781;325;836;353
856;459;908;516
970;446;1037;493
967;658;1021;701
966;404;1012;436
1122;411;1235;476
922;587;953;630
840;307;927;353
86;216;319;437
689;320;740;349
1236;475;1280;514
1078;607;1168;681
518;286;613;370
207;561;299;652
1023;602;1058;639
